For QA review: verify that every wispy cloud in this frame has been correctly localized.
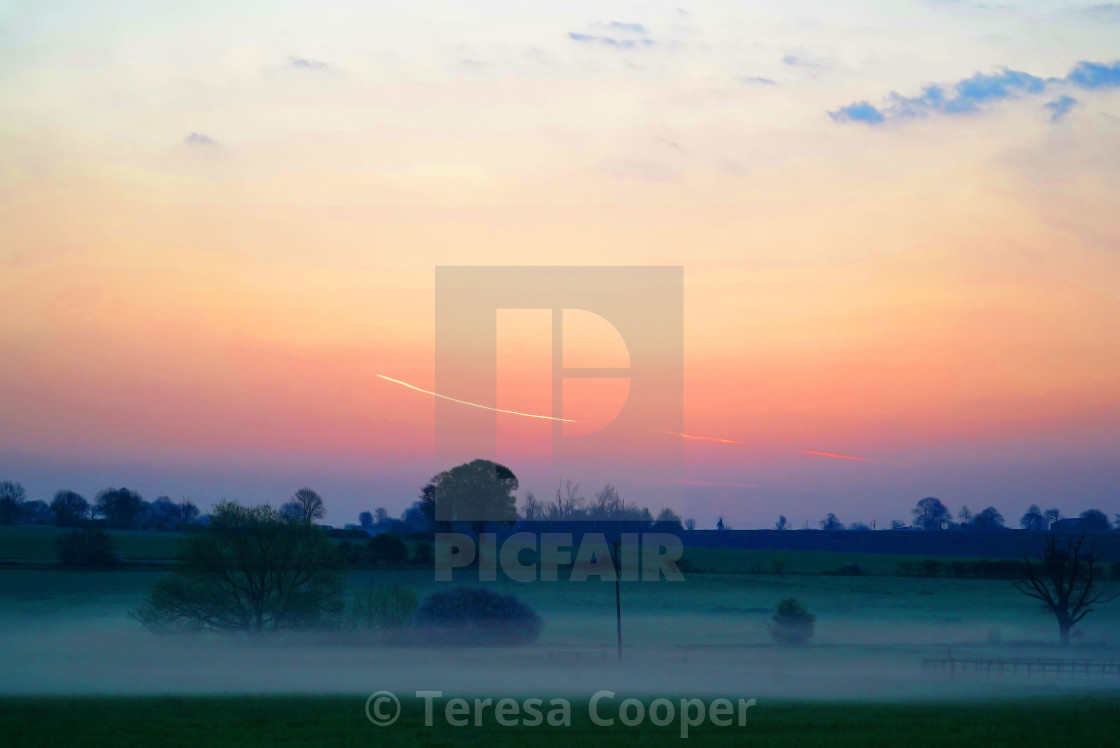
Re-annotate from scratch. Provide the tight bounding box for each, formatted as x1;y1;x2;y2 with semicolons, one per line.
289;56;328;70
568;19;663;50
592;21;647;33
781;53;831;72
1082;3;1120;19
830;60;1120;125
738;75;776;86
568;31;657;49
184;132;217;146
1044;95;1078;122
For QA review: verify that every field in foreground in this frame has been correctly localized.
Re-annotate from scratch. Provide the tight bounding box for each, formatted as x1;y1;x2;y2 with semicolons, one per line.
2;695;1118;747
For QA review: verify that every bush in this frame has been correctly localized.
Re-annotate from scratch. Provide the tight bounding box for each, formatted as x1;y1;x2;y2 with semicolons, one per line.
412;587;543;646
336;540;367;566
344;584;418;630
410;541;434;566
768;597;815;646
57;529;118;566
919;559;942;577
369;533;408;565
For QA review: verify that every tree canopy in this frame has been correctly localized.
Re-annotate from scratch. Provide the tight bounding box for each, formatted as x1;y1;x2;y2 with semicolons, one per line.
131;501;343;634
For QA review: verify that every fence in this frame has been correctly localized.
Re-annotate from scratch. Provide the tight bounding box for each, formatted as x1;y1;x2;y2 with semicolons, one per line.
923;657;1120;678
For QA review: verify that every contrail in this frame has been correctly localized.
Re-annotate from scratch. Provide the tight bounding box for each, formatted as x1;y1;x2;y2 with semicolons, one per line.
802;450;874;462
664;430;742;445
377;374;577;422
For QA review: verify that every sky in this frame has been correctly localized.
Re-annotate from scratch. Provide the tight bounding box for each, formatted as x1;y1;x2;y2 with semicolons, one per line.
1;0;1119;529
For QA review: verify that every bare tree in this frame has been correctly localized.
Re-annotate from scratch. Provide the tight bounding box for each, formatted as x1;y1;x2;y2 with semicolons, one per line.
1014;536;1116;646
0;480;28;524
548;480;585;520
521;492;543;521
282;487;326;523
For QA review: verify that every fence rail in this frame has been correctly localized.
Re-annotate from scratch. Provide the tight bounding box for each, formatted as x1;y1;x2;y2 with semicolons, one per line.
923;657;1120;678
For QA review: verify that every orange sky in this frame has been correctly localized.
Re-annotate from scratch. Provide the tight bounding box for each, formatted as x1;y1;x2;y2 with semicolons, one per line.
2;1;1119;526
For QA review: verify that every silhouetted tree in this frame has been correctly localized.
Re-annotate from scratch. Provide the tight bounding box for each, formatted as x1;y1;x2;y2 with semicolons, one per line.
374;507;390;525
358;511;374;528
1014;536;1116;646
51;489;87;527
848;522;872;531
685;518;696;531
1020;504;1046;531
653;507;683;532
521;492;544;521
820;513;844;531
971;506;1005;531
368;532;408;565
401;500;432;534
547;479;586;520
57;529;118;566
913;497;952;531
94;487;145;528
429;460;518;538
0;480;27;524
418;482;439;530
775;515;789;531
1078;509;1110;533
281;487;325;523
179;500;200;525
22;500;51;525
957;505;972;527
716;516;725;531
144;497;181;530
131;501;343;634
890;519;907;530
1044;508;1062;529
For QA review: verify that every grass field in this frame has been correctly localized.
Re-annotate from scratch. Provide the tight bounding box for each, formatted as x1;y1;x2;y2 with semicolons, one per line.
0;525;184;562
3;525;1119;748
1;694;1119;747
0;525;1052;578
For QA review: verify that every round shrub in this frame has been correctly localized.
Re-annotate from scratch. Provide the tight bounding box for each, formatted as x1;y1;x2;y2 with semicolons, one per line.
412;587;543;646
768;597;815;646
57;529;118;567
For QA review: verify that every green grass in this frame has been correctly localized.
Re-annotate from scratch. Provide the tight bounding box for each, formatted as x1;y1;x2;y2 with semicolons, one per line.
0;525;183;561
1;694;1117;747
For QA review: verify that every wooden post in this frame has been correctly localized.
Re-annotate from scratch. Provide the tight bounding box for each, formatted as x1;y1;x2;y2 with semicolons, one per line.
613;540;622;661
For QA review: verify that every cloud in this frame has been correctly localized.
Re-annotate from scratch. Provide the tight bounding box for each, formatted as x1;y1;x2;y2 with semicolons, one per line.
289;56;328;70
830;60;1120;126
738;76;776;86
1066;60;1120;89
1083;4;1120;19
1044;95;1077;122
568;32;657;49
781;54;831;71
592;21;647;33
829;101;885;124
184;132;217;146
